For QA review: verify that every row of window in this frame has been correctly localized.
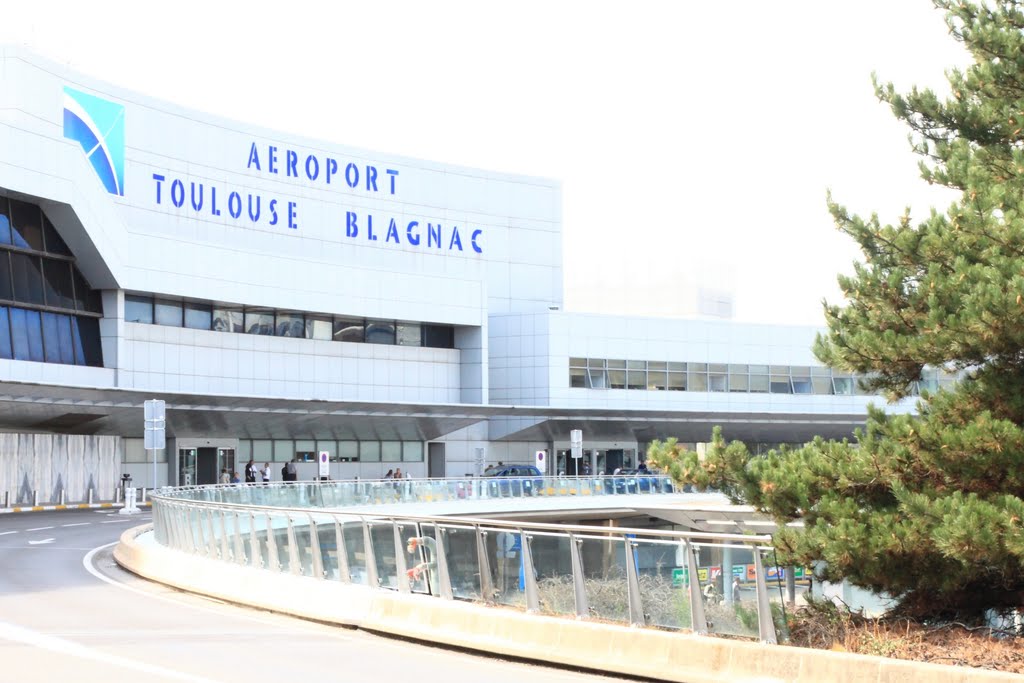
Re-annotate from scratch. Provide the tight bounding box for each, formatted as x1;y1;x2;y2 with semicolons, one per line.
125;295;456;349
0;250;102;315
0;196;74;256
237;439;424;463
0;305;103;366
568;358;958;396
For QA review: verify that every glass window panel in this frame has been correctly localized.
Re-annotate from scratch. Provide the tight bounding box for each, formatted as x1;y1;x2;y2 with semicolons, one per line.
305;315;332;340
73;316;102;366
626;370;646;389
648;370;667;390
0;197;10;245
41;312;62;363
252;440;272;461
333;318;364;343
125;295;154;324
9;199;44;251
667;362;686;372
792;376;813;394
769;365;790;375
154;299;183;327
569;357;587;368
396;322;421;346
811;366;832;377
689;371;708;392
570;368;586;388
72;268;102;313
627;360;646;370
315;440;337;462
709;363;728;373
42;258;75;310
41;212;71;256
729;373;749;392
770;375;792;393
667;371;686;391
0;252;11;301
381;441;402;462
272;439;293;461
11;308;44;361
338;441;359;462
648;361;666;371
10;253;44;305
607;369;626;389
0;307;10;359
275;311;305;337
588;358;606;369
728;364;748;374
422;324;454;348
608;359;626;369
750;374;769;393
587;368;607;389
245;309;274;335
212;305;243;333
56;313;76;364
402;442;423;462
360;441;381;462
708;373;728;391
237;440;252;461
184;301;212;330
365;319;395;345
811;377;833;394
749;364;769;374
295;440;315;454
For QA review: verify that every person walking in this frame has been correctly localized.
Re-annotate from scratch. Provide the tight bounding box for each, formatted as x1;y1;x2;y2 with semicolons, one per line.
260;462;271;484
244;458;257;484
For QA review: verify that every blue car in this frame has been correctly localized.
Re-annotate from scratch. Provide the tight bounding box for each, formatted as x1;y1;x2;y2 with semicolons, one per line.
483;465;544;497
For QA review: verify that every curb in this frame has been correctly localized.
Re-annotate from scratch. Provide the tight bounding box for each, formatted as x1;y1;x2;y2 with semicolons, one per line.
0;502;152;514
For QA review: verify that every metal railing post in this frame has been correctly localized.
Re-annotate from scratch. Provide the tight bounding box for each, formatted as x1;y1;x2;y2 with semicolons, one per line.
520;531;540;612
204;509;219;558
433;525;454;600
568;532;589;619
394;522;411;593
249;512;262;568
624;536;645;626
231;511;247;565
218;510;231;561
362;518;379;588
753;548;778;644
307;515;324;579
265;513;281;572
285;514;301;576
686;540;708;635
334;520;351;583
476;526;494;603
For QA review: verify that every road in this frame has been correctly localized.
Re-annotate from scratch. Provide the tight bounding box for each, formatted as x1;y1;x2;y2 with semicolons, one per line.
0;509;636;683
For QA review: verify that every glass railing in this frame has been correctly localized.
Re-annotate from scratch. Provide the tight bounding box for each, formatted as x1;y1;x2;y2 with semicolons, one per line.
151;478;785;643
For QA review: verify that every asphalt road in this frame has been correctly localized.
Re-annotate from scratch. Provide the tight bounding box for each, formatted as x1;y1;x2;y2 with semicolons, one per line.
0;509;639;683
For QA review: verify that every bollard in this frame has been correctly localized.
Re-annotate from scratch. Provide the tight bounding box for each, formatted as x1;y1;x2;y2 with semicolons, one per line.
119;486;140;515
3;491;8;508
59;488;65;505
33;489;38;507
88;488;94;505
115;487;121;504
141;488;147;504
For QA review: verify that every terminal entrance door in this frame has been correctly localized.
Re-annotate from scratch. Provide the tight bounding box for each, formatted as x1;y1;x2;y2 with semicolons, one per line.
605;449;624;474
195;447;218;485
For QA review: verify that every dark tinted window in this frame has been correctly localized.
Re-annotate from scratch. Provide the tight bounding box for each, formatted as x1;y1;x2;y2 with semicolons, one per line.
333;318;364;343
423;324;455;349
41;212;71;256
212;305;243;333
0;197;11;245
42;258;75;310
9;199;44;251
125;294;153;323
0;251;11;301
244;309;274;335
73;316;103;366
73;268;102;313
0;307;10;359
10;253;44;305
275;312;304;337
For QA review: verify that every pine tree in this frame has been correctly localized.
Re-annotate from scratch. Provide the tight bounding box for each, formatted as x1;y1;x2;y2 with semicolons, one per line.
648;1;1024;620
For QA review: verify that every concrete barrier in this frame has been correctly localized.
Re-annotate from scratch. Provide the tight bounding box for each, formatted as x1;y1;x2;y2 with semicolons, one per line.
115;525;1023;683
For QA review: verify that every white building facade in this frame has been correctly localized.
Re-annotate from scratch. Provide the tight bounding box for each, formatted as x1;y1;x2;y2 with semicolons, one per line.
0;48;928;502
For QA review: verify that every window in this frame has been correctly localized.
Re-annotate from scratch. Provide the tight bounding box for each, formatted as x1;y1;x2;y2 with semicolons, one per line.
382;441;402;462
212;305;243;333
338;441;359;462
360;441;381;462
42;259;75;310
688;364;708;392
73;268;102;313
396;322;421;346
626;360;646;390
275;312;305;338
10;308;44;361
0;252;11;301
570;368;586;388
0;308;10;359
402;441;423;462
770;375;792;394
316;440;338;462
125;295;154;324
365;319;396;345
73;316;103;366
245;309;274;335
305;315;332;340
272;439;293;461
252;440;272;462
184;301;212;330
422;324;454;349
10;253;44;305
154;299;183;327
729;365;749;392
41;212;71;256
333;318;364;343
0;197;10;245
42;312;74;364
608;369;626;389
9;199;44;251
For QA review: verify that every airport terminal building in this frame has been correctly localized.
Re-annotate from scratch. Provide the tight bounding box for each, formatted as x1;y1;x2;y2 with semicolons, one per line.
0;48;933;503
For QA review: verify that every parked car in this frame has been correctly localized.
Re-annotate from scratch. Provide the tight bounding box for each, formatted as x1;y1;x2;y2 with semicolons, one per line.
483;465;544;497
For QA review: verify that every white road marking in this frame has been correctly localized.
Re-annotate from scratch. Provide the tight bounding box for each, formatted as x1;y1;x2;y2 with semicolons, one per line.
101;519;137;524
28;538;55;545
0;619;224;683
0;530;17;536
62;522;90;527
26;526;54;531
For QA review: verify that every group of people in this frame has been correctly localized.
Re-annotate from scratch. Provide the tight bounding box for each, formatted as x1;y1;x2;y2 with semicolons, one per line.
243;459;273;484
383;468;404;479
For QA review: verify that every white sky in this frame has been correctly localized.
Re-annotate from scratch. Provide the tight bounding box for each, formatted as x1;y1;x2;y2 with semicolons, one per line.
2;1;970;325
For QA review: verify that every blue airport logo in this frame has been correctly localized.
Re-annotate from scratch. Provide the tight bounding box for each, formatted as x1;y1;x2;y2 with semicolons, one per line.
63;86;125;196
